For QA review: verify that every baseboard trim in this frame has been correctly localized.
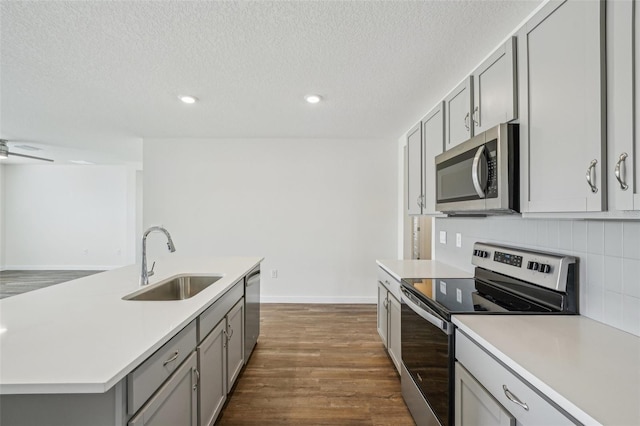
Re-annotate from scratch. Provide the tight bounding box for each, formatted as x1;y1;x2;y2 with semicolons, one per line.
2;265;119;271
261;296;376;304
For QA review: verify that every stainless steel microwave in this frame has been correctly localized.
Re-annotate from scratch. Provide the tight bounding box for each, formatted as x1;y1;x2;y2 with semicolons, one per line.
435;123;518;215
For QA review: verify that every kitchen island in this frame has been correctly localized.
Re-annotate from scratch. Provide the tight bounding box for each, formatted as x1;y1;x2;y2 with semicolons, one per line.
0;255;262;425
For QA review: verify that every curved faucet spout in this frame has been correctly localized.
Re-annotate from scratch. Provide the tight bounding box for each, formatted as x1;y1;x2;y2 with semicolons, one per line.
141;226;176;286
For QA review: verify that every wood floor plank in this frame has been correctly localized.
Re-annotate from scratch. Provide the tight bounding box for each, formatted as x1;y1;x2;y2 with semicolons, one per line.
217;304;414;425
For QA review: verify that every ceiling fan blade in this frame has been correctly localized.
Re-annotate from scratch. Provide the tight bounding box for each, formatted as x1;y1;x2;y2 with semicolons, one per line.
9;152;54;162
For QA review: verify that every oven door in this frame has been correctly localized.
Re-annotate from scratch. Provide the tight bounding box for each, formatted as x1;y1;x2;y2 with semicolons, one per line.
401;287;454;426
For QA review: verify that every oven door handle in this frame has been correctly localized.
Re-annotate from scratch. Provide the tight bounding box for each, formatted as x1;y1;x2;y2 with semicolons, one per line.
401;288;453;335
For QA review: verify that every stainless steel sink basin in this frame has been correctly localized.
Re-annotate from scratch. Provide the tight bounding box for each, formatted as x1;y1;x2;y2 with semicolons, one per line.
123;275;223;301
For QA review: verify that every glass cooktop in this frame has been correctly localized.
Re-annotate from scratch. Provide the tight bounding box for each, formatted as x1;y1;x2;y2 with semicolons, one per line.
401;273;559;319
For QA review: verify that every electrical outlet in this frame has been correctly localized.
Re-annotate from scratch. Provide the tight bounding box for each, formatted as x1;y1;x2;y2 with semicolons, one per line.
456;233;462;248
456;288;462;303
271;270;278;279
439;280;447;295
439;231;447;244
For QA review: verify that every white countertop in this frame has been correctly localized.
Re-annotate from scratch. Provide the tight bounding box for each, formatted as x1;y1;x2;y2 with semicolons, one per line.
376;259;472;281
0;256;262;395
453;315;640;426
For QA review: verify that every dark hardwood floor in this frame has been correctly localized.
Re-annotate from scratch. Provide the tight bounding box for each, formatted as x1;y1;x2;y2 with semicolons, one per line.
217;304;414;426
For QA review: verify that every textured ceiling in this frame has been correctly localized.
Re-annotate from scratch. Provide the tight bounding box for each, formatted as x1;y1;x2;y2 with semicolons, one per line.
1;1;541;164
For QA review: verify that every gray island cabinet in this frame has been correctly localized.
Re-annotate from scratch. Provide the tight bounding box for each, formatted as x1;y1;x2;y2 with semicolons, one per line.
0;258;262;426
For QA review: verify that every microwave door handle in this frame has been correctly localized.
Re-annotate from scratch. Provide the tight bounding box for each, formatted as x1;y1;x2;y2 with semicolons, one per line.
401;288;452;334
472;145;487;198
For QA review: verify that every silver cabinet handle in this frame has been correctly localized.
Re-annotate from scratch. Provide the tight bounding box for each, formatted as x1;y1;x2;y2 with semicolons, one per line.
503;385;529;411
382;297;388;309
464;112;470;131
472;106;479;126
227;324;234;339
416;195;422;208
615;153;629;190
193;368;200;391
163;350;179;366
472;145;487;198
586;159;598;193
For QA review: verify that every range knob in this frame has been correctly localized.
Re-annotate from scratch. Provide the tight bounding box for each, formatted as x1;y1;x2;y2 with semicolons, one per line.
475;250;488;258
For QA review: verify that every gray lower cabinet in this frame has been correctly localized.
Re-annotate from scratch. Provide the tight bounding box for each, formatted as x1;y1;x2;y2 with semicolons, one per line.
128;352;198;426
456;331;576;425
226;298;245;391
455;362;514;426
376;267;401;375
377;281;389;345
518;0;606;213
197;319;227;426
386;291;401;373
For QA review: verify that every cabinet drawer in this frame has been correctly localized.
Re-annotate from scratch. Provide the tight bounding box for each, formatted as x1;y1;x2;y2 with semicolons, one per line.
128;320;197;415
377;267;401;301
198;279;243;342
456;331;576;425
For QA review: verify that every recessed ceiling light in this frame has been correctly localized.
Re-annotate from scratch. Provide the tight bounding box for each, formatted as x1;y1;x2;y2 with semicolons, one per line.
304;94;322;104
179;95;198;104
70;160;95;165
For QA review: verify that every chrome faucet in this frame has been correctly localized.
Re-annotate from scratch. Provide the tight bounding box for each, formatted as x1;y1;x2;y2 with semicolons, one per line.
140;226;176;286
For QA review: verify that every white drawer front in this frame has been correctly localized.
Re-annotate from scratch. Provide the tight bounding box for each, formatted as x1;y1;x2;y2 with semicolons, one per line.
456;331;577;425
128;320;197;415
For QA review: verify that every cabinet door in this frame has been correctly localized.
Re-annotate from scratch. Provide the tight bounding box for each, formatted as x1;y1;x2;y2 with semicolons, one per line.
607;0;640;210
226;298;244;391
377;282;388;347
445;76;473;149
407;122;424;215
472;37;517;134
197;320;227;426
455;362;515;426
421;102;445;215
387;292;402;374
519;0;606;212
128;352;198;426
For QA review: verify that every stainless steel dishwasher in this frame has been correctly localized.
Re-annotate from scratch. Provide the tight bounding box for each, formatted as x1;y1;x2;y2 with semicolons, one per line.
244;265;260;363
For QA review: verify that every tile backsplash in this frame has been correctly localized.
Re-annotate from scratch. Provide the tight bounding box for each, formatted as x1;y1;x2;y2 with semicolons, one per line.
434;217;640;337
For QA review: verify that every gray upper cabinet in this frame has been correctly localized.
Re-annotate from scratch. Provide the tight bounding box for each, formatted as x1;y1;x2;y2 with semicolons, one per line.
472;37;517;134
607;0;640;211
407;122;423;215
422;102;445;215
406;103;445;216
518;0;606;213
445;76;473;149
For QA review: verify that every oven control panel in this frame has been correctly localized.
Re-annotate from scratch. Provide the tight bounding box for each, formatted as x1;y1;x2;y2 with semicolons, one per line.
493;251;523;268
471;242;576;292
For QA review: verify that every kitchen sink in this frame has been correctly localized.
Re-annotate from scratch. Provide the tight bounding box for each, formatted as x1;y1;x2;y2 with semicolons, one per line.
123;275;223;301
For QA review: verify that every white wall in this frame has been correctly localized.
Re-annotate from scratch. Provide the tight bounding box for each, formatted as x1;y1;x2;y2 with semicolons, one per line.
144;138;398;303
433;216;640;337
0;164;5;270
3;165;137;269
